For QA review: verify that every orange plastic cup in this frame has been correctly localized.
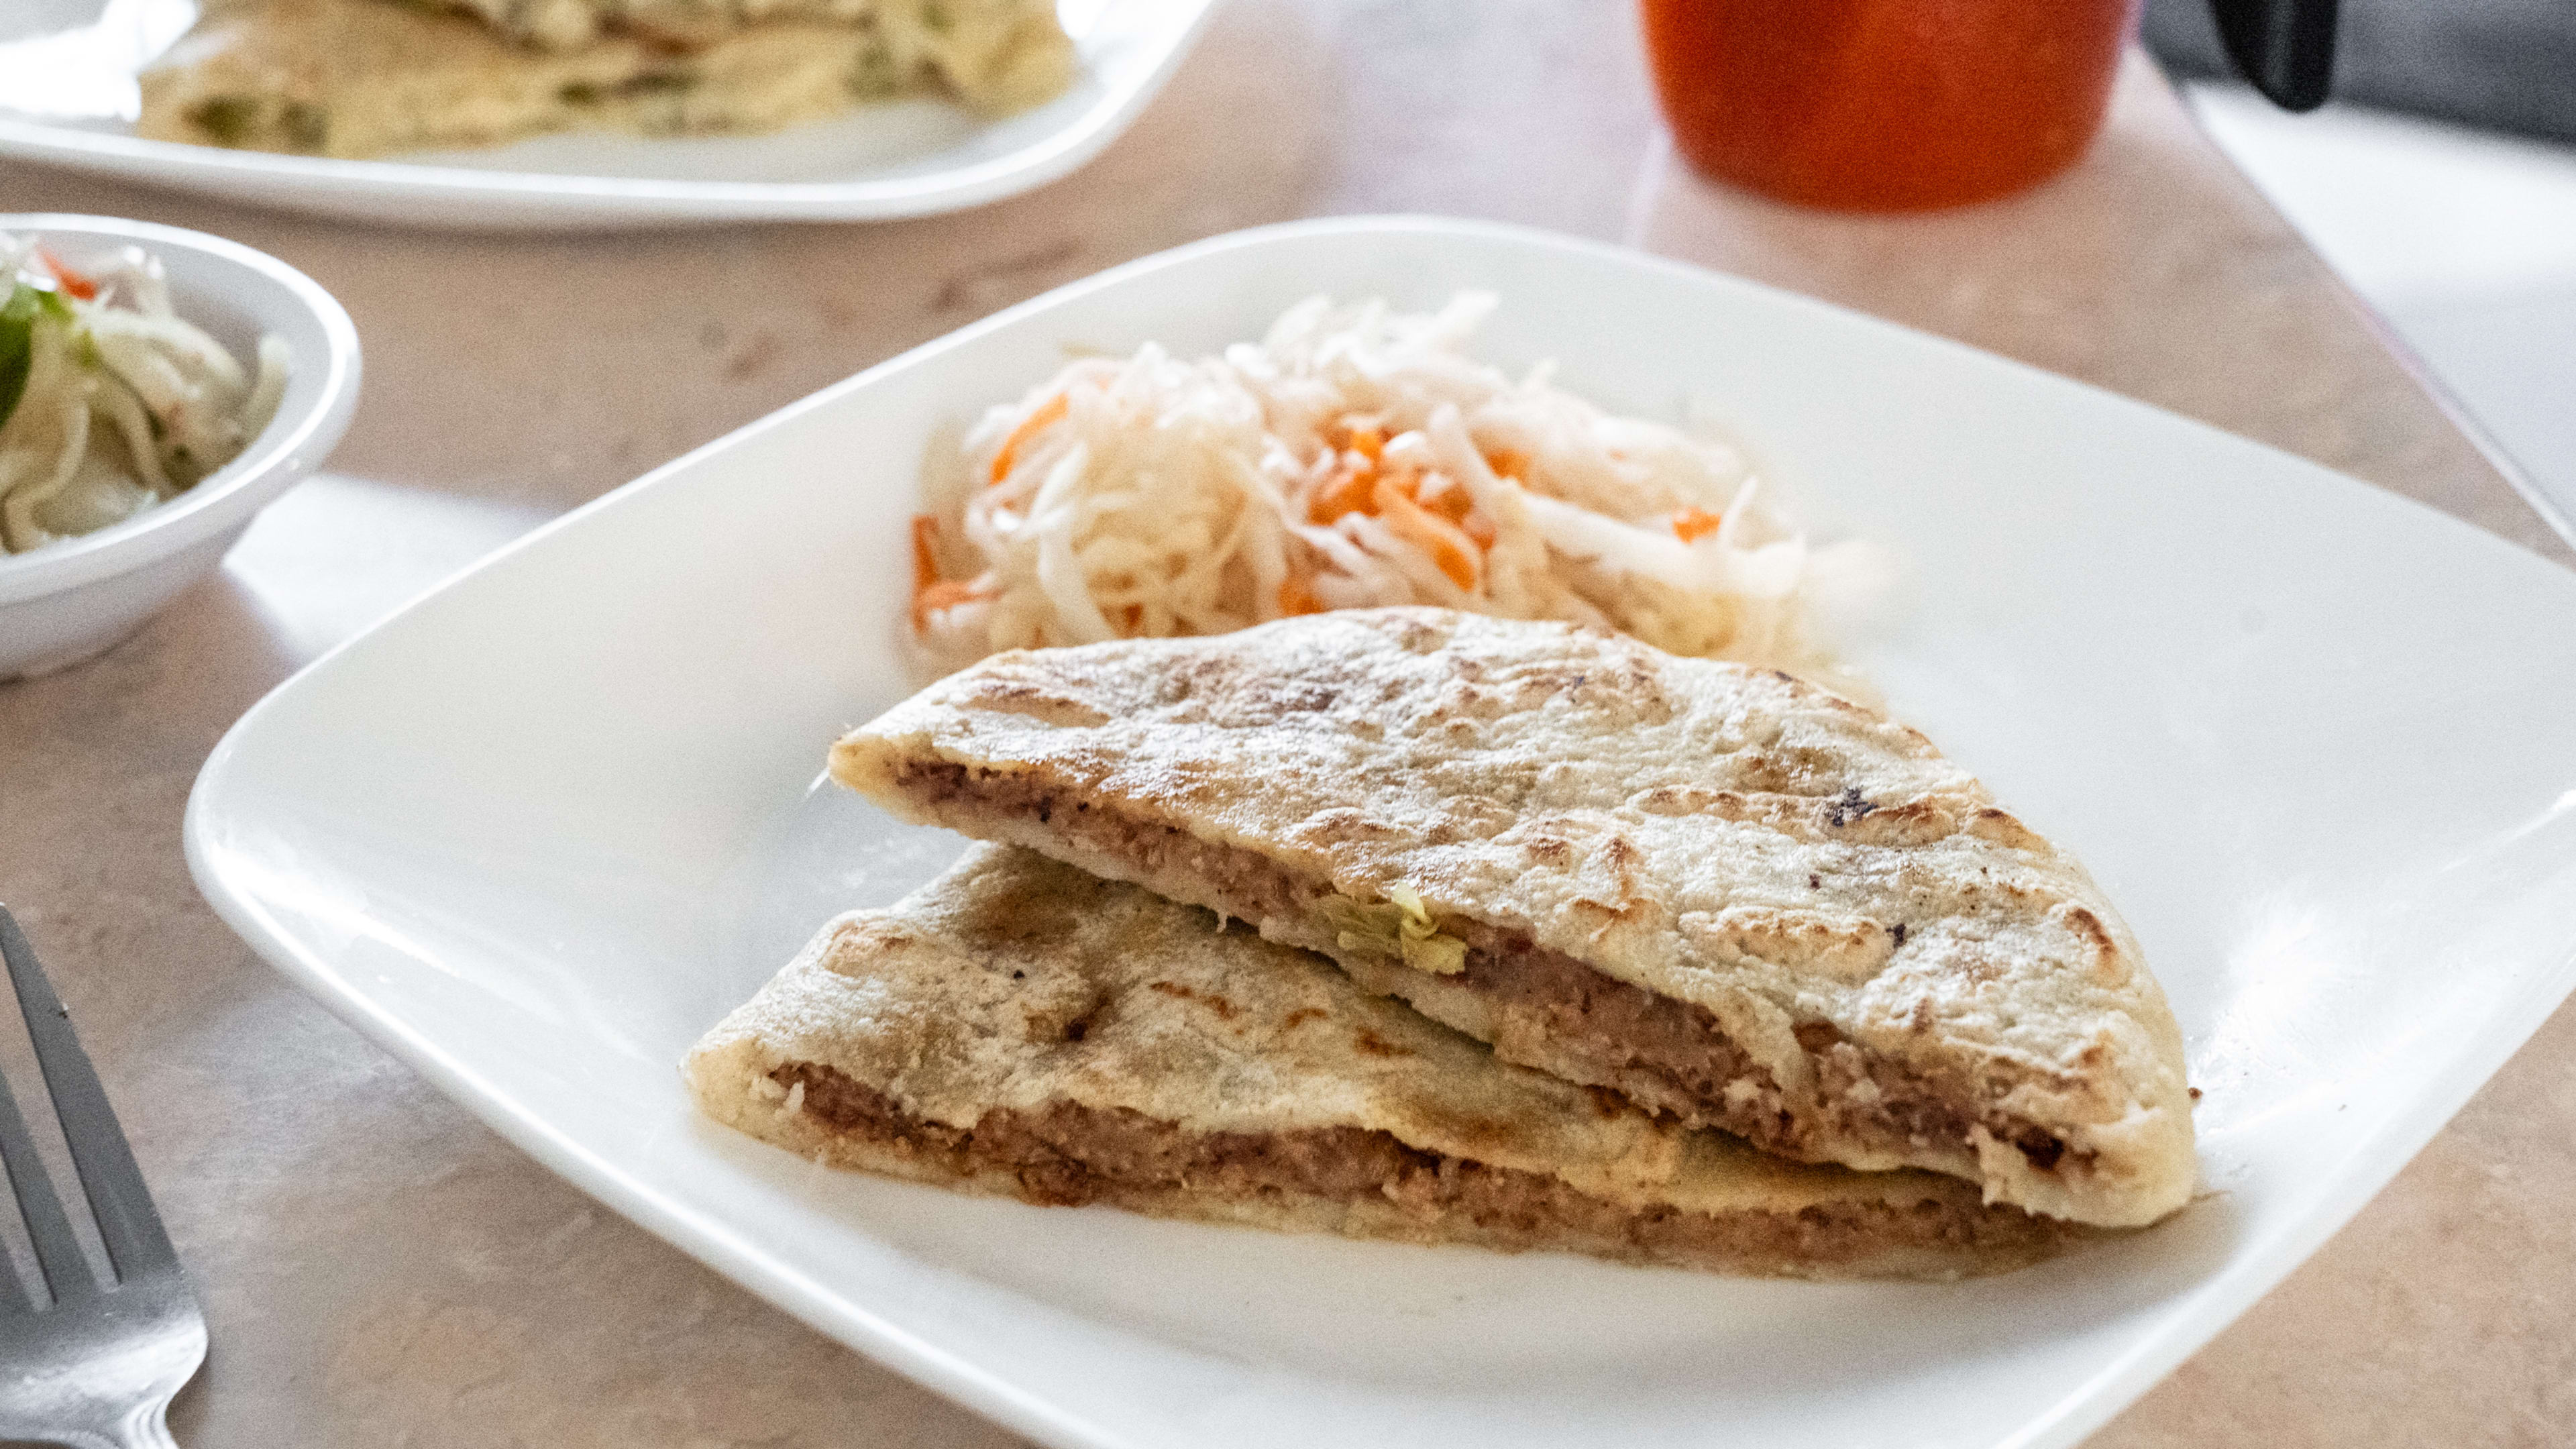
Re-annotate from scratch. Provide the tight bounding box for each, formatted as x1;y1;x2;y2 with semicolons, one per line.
1640;0;2143;211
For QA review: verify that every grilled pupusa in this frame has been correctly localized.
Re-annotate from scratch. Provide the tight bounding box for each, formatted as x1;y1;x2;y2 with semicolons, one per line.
139;0;1072;160
687;845;2074;1277
832;608;2196;1228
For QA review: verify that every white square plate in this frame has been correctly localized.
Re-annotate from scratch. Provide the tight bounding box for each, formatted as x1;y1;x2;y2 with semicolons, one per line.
0;0;1214;229
186;217;2576;1448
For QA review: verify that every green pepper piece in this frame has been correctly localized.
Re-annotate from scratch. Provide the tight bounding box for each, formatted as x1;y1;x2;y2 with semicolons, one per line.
184;95;259;146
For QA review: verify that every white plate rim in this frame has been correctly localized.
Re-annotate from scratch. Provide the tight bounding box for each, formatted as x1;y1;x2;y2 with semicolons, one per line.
183;214;2576;1449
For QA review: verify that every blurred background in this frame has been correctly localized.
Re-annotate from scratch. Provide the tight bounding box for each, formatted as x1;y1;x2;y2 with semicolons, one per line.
2147;0;2576;527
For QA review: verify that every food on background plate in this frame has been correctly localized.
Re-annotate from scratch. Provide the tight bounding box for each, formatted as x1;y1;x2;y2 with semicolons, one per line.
138;0;1073;160
835;608;2198;1228
0;235;289;557
910;293;1886;680
688;844;2074;1278
437;0;1047;54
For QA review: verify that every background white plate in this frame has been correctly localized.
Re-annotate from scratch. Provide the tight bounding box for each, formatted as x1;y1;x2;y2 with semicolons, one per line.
0;0;1216;229
186;218;2576;1449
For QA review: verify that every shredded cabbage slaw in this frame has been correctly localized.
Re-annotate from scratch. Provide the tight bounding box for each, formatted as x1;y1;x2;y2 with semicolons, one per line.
910;294;1878;674
0;233;290;557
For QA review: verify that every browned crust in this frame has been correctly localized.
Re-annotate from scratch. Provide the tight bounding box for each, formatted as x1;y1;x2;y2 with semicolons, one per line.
775;1063;2064;1275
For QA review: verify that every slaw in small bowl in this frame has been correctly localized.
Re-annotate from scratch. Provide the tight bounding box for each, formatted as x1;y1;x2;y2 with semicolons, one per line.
0;215;360;680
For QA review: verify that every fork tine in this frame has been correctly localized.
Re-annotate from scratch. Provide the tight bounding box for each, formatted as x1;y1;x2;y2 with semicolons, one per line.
0;1196;32;1315
0;1033;97;1302
0;909;174;1284
0;1058;45;1314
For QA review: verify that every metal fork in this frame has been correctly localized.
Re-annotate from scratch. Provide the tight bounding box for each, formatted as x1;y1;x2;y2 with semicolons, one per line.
0;908;204;1449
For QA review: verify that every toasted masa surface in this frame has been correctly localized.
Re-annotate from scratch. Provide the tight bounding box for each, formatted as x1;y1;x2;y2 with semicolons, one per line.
888;759;2084;1179
832;608;2198;1227
686;845;2073;1279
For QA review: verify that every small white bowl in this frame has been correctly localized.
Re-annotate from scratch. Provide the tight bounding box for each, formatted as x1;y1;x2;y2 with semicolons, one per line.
0;213;360;680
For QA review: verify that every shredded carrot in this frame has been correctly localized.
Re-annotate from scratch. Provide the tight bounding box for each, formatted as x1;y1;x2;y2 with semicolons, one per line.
1375;475;1481;591
910;515;940;590
1415;472;1475;525
1344;424;1385;464
1672;505;1723;543
1418;470;1496;545
36;249;97;302
1307;460;1380;525
911;580;985;632
988;392;1069;485
909;515;996;631
1277;576;1322;616
1482;447;1527;480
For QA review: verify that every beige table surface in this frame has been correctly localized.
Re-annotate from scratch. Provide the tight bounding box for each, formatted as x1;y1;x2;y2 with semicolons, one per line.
5;3;2575;1445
